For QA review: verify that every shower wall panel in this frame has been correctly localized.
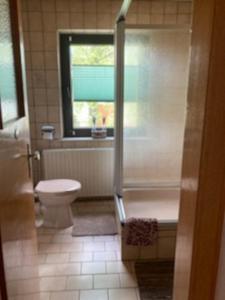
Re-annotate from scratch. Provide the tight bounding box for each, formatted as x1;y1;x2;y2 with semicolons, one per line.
123;28;190;186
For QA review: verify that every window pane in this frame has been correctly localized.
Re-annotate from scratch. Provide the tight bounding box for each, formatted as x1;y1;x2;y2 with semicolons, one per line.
71;45;114;65
0;0;18;124
71;65;114;101
73;101;114;128
70;44;114;129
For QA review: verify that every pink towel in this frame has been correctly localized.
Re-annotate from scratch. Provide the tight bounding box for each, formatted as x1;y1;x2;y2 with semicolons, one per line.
123;217;158;246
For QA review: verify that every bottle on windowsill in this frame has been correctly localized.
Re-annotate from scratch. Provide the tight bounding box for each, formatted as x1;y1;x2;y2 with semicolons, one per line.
91;116;107;139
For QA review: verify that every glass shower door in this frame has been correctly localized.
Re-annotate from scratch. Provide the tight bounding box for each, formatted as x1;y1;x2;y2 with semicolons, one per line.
123;28;190;188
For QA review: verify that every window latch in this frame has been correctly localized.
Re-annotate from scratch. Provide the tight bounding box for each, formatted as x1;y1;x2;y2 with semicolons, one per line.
67;87;71;99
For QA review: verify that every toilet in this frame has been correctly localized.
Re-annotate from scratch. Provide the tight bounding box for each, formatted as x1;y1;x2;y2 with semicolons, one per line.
35;179;81;228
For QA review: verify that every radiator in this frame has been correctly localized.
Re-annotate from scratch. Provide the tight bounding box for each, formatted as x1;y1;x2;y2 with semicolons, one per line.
42;148;114;197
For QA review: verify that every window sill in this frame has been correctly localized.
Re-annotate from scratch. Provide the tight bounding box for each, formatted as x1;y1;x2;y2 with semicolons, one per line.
61;137;114;142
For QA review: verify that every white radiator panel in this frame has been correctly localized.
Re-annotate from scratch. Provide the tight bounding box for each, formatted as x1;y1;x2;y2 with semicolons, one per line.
42;148;114;197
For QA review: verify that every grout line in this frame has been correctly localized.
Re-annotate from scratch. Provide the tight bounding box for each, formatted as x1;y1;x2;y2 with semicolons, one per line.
107;288;110;300
92;274;94;289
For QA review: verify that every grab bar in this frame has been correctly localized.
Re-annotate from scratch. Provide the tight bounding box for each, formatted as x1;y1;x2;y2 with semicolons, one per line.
114;194;126;225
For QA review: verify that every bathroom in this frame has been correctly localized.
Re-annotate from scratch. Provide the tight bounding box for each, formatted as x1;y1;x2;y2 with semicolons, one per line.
0;0;225;300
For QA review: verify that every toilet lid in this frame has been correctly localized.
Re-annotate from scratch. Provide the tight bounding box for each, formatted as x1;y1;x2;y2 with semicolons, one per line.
35;179;81;195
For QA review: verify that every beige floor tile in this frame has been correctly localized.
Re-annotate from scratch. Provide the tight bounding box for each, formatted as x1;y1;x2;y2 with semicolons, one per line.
114;235;120;242
39;264;56;277
52;235;75;243
71;236;94;243
60;242;83;252
94;274;120;289
106;261;133;274
108;288;138;300
66;275;93;290
21;254;46;266
82;262;106;274
70;252;93;262
115;251;122;261
38;254;47;264
80;289;108;300
22;240;39;256
38;243;61;254
54;263;81;276
33;219;139;299
3;241;22;256
6;266;38;280
50;291;79;300
39;263;81;277
46;253;69;264
93;252;117;262
13;293;50;300
119;273;138;288
83;242;105;252
5;255;22;268
105;242;120;251
40;276;66;291
37;228;58;235
93;236;115;242
38;235;53;243
7;278;41;296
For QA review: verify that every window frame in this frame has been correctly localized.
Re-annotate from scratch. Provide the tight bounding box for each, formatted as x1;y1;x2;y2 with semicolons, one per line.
60;33;114;138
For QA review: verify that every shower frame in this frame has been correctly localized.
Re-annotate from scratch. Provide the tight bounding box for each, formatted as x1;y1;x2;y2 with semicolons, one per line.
114;20;190;200
113;0;192;262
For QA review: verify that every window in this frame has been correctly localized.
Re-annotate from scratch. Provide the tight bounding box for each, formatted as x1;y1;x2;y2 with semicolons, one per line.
0;0;25;129
60;33;114;137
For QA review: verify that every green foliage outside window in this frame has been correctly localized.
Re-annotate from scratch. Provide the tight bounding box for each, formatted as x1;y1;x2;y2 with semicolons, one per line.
70;45;114;128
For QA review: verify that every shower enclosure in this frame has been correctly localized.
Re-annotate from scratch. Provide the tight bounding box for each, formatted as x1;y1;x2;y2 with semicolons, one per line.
114;8;191;260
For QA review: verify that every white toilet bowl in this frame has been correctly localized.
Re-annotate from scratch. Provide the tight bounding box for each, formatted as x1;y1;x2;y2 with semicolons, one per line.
35;179;81;228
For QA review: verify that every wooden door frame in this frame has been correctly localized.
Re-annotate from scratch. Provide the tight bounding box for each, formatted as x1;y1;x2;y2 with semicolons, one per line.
173;0;225;299
0;233;7;300
0;0;27;299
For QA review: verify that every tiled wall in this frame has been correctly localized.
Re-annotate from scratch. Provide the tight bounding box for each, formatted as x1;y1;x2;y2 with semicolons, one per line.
20;0;192;183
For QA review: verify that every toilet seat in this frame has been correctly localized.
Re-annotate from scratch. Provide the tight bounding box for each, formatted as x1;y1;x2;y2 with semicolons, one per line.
35;179;81;196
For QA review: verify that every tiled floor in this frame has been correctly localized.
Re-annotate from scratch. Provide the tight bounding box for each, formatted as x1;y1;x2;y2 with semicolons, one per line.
7;202;140;300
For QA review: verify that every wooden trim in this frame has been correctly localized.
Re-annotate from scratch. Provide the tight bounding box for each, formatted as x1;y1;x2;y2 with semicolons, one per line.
0;233;8;300
9;0;25;118
173;0;225;299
